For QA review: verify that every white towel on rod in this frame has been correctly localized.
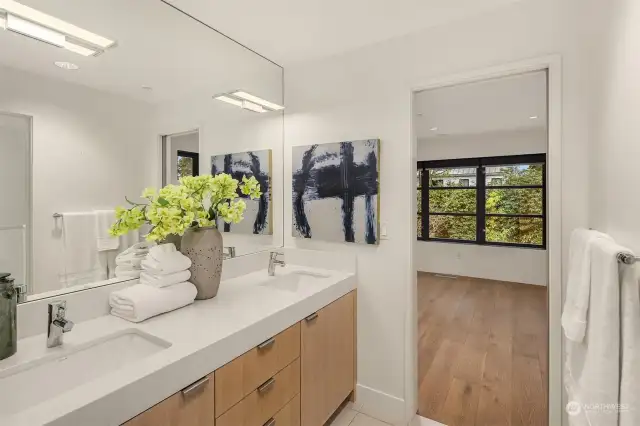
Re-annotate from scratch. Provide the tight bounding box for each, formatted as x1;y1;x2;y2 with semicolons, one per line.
109;282;197;323
562;228;612;342
565;237;621;426
94;210;119;252
60;212;106;287
620;257;640;426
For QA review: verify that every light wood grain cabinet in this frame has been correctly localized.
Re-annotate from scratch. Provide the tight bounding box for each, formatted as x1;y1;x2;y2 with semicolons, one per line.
123;291;356;426
123;374;215;426
215;323;300;416
301;292;356;426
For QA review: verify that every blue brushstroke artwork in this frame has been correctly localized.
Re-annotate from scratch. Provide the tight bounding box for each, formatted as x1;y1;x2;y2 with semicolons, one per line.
292;139;379;244
211;149;272;235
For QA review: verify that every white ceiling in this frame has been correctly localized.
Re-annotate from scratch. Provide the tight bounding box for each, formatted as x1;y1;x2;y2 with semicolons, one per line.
0;0;282;104
167;0;525;65
414;71;548;139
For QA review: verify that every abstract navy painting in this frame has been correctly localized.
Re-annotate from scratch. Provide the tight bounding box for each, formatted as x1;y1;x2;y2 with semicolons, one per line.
211;149;272;235
292;139;379;245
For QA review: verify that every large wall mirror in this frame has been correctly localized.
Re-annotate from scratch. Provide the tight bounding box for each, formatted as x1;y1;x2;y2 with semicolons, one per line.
0;0;284;300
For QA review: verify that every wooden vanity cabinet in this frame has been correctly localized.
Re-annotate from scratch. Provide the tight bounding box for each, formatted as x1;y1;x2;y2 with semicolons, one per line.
122;291;356;426
123;374;215;426
301;292;356;426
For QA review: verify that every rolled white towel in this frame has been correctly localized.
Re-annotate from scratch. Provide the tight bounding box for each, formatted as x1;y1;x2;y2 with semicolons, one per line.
140;270;191;288
109;282;197;323
114;266;142;278
142;251;191;275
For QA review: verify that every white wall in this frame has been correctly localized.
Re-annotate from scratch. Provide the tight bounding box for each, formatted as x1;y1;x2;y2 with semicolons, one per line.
589;0;640;253
284;0;602;423
416;128;548;285
0;65;157;294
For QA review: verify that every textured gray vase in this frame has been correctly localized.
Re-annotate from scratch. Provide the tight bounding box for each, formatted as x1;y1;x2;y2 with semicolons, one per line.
180;226;223;300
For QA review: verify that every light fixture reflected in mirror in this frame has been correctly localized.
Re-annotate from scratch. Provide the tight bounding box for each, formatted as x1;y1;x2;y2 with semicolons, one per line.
214;91;284;113
0;0;115;56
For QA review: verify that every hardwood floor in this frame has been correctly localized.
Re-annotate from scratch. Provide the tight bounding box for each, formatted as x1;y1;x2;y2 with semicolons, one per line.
417;272;548;426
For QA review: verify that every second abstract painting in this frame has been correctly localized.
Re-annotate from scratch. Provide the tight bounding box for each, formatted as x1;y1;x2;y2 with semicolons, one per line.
211;149;272;235
292;139;380;245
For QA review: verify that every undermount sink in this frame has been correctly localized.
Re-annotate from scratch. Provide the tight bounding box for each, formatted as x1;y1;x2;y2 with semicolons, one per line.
262;269;331;292
0;329;171;415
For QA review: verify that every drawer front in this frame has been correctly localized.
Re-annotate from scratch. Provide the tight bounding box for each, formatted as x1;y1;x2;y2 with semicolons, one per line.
265;394;301;426
216;358;300;426
216;323;300;415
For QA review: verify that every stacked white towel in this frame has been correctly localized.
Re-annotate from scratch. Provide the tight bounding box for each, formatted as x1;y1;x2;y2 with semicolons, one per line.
110;243;196;322
109;282;197;323
114;242;155;279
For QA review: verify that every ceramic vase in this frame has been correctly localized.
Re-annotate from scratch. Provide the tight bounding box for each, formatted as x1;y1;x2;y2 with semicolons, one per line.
180;226;223;300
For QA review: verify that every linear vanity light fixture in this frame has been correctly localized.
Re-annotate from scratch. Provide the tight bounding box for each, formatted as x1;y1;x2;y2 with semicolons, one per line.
0;0;115;56
213;91;284;113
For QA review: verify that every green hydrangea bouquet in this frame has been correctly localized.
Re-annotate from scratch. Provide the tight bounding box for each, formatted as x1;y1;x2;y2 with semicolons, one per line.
109;174;262;241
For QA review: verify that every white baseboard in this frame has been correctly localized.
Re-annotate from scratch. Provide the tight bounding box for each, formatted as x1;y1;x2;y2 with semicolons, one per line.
355;384;406;425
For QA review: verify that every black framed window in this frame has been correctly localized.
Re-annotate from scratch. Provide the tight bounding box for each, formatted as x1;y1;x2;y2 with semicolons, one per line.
417;154;546;248
177;150;199;180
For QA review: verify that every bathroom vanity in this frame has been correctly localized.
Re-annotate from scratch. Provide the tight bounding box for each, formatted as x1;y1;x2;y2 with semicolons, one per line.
0;263;356;426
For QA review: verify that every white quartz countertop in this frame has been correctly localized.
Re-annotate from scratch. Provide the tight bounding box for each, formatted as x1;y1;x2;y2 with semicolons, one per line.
0;264;356;426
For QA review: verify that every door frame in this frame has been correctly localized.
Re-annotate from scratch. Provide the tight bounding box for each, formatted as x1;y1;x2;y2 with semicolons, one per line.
407;55;563;426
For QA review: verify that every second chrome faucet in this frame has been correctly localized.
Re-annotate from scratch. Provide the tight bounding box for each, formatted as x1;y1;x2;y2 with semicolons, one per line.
268;252;285;276
47;300;74;348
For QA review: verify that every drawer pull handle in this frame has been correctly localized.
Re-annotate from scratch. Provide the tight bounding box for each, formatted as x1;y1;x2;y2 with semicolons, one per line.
181;376;209;397
263;418;276;426
305;312;319;322
258;337;276;350
258;377;276;394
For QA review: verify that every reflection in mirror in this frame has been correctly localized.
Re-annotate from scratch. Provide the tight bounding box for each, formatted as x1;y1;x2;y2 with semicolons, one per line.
0;0;283;300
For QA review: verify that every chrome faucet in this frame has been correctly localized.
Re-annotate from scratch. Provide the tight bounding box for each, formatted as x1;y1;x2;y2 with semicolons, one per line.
47;300;74;348
223;246;236;260
268;252;286;276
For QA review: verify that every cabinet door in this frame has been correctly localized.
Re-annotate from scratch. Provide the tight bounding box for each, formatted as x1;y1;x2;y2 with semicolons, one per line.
301;292;355;426
123;374;215;426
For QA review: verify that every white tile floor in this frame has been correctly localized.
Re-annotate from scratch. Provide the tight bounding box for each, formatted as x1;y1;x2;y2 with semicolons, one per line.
326;404;447;426
327;403;390;426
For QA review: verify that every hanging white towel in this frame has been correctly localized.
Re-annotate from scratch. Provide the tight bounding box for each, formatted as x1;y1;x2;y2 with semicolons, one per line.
565;237;621;426
60;212;106;287
94;210;120;252
620;259;640;426
109;282;197;323
140;270;191;288
563;229;612;342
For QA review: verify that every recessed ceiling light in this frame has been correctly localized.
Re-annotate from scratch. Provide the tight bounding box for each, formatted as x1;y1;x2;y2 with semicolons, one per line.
0;0;115;56
529;115;539;120
141;86;153;91
430;127;438;131
54;61;79;70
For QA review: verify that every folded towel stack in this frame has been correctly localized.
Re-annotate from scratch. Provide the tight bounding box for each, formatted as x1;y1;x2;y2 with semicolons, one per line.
109;243;196;323
114;242;155;279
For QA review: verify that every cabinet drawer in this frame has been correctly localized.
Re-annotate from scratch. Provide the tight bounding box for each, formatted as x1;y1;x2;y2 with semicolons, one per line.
267;394;301;426
216;358;300;426
215;323;300;415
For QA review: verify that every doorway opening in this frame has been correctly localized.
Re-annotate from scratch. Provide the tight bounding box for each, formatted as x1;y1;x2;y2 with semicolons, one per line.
161;129;200;186
414;71;550;426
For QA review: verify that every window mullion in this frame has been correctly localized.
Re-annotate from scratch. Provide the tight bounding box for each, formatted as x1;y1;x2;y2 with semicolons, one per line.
477;166;486;244
421;166;428;240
